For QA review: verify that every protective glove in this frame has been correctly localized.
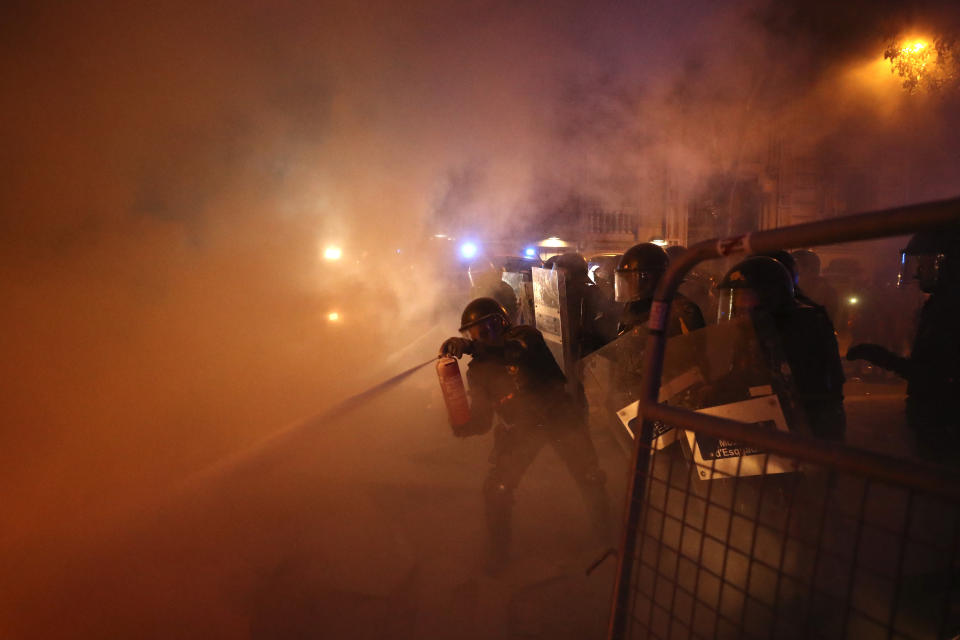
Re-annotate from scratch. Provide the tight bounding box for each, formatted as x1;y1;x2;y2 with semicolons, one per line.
846;343;892;365
439;337;474;359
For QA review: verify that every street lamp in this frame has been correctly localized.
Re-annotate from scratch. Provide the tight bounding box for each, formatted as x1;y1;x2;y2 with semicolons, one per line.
883;35;958;93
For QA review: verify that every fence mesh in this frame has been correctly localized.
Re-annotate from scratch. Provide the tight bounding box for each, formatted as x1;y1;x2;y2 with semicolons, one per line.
617;437;960;640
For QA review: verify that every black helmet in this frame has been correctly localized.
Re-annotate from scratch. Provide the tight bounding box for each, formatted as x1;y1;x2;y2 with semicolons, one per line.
459;297;509;332
553;252;589;281
615;243;669;303
901;230;960;293
717;256;795;320
755;250;799;287
791;249;821;278
664;245;687;261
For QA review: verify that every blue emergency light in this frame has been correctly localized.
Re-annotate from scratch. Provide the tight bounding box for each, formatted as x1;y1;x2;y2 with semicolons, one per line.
524;247;537;258
459;241;479;260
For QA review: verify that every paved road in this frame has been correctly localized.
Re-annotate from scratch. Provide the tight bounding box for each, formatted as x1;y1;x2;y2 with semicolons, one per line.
0;350;629;639
0;348;921;639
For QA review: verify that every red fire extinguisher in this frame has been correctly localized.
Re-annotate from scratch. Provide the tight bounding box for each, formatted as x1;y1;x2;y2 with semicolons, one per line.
436;357;471;427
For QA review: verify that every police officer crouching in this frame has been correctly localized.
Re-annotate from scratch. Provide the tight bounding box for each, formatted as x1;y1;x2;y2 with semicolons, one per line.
439;297;612;570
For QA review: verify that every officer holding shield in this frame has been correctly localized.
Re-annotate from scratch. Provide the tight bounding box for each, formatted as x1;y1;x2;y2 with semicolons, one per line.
717;256;846;440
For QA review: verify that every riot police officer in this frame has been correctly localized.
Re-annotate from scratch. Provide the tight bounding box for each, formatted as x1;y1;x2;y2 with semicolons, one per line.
615;243;705;336
439;298;611;568
847;231;960;463
717;256;846;440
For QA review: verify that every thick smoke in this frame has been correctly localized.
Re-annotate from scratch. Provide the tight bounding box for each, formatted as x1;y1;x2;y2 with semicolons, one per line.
0;0;959;635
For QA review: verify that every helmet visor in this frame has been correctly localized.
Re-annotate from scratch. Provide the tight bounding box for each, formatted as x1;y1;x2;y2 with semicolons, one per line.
614;270;658;303
461;315;505;344
716;288;761;323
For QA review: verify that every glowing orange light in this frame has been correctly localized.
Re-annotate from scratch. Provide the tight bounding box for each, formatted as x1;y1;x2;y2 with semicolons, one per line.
327;312;341;322
882;36;951;93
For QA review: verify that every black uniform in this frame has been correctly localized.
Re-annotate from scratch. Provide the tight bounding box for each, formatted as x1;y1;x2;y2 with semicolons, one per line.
565;277;609;358
454;324;611;560
906;294;960;460
846;231;960;462
716;256;846;440
773;303;846;440
906;294;960;398
853;293;960;459
590;286;623;345
618;292;706;337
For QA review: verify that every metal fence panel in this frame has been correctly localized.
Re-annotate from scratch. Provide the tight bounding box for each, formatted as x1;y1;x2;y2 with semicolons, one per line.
618;441;960;639
607;199;960;639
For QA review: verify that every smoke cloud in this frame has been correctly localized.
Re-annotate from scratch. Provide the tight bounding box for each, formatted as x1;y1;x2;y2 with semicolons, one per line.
1;0;958;635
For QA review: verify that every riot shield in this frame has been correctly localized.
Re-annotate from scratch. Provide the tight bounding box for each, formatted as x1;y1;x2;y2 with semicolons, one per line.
532;267;574;385
502;271;535;326
581;323;707;455
581;315;809;478
684;395;794;479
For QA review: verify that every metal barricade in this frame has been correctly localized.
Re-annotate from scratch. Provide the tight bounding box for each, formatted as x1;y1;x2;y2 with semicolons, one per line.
607;197;960;639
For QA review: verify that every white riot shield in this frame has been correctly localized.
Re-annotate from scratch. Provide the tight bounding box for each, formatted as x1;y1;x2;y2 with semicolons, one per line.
502;271;535;326
532;267;574;385
686;395;797;479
